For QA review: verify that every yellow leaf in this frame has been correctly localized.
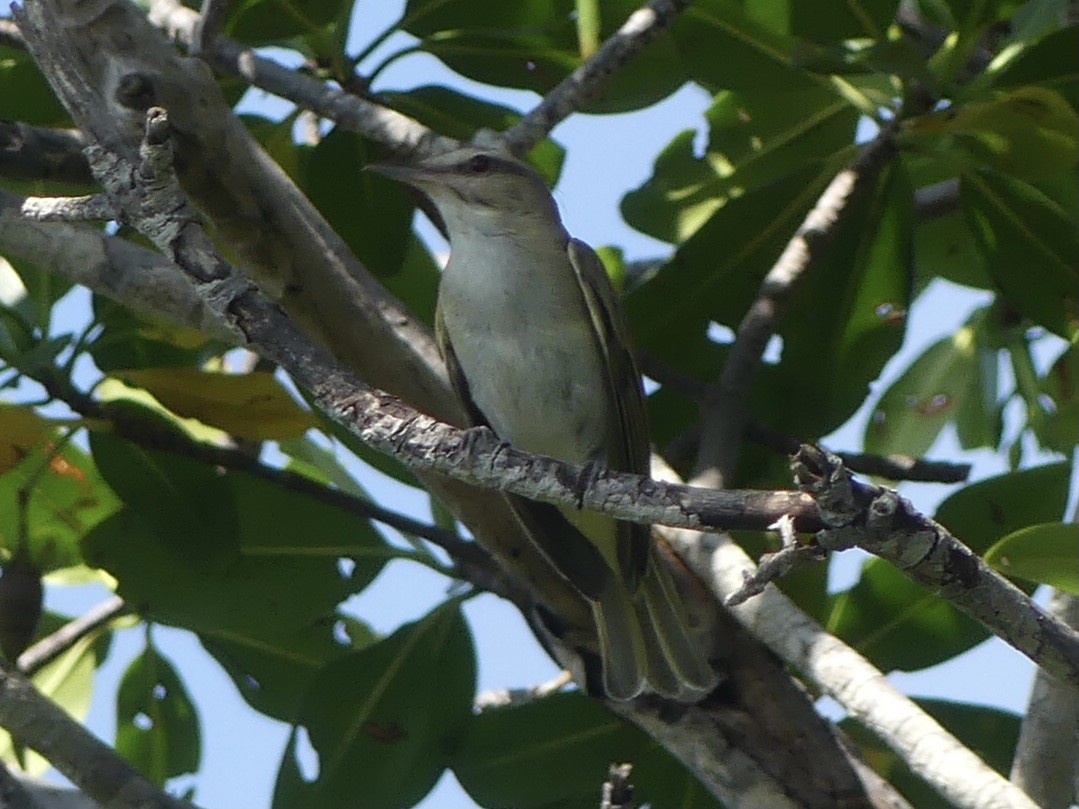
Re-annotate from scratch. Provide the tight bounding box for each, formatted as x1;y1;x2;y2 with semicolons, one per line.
113;369;317;440
0;404;54;473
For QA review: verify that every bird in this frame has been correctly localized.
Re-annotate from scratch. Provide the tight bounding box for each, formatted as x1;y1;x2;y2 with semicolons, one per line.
370;144;717;701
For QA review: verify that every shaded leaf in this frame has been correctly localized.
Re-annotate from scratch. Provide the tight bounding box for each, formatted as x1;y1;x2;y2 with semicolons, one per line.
116;644;201;783
454;692;719;809
89;431;240;572
962;170;1079;339
826;558;988;671
906;87;1079;179
0;441;119;573
275;604;475;809
934;462;1071;553
80;461;388;638
202;612;376;722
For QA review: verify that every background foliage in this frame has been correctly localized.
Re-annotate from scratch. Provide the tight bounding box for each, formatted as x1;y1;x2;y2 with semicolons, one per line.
0;0;1076;806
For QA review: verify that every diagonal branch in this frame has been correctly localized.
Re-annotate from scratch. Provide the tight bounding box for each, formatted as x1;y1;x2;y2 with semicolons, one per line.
502;0;692;153
0;655;198;809
17;596;128;677
664;514;1040;809
145;0;453;157
694;123;900;489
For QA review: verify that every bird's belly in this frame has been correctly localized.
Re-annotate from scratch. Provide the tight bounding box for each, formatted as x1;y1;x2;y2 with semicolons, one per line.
447;317;608;464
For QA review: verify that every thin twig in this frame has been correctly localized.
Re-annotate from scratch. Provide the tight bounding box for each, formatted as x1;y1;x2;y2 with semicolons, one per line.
0;121;93;185
600;763;635;809
30;369;508;598
19;193;115;222
693;121;900;489
17;596;128;676
725;515;826;607
502;0;692;153
0;18;23;49
192;0;229;55
146;0;452;157
474;670;573;711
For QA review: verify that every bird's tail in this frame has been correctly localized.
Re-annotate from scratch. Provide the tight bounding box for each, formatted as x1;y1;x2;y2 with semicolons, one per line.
592;554;718;702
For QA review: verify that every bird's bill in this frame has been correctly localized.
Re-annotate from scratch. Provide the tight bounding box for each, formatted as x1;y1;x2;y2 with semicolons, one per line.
365;161;434;187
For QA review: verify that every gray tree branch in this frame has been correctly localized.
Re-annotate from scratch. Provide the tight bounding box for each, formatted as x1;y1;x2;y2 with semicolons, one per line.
693;122;899;489
0;656;197;809
1010;588;1079;807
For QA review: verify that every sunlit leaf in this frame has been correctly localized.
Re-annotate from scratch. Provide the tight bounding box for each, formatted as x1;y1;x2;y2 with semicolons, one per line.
984;522;1079;593
113;368;317;441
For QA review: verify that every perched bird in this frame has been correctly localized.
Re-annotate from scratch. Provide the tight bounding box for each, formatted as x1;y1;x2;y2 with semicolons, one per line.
370;145;717;701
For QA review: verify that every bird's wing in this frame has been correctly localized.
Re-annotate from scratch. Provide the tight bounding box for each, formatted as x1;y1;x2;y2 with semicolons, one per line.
436;301;610;601
566;238;652;589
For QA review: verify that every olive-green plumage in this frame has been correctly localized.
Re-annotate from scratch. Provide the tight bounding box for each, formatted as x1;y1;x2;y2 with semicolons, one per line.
371;145;717;701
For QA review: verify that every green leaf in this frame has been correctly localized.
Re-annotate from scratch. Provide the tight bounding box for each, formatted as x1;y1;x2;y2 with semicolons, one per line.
274;604;475;809
116;643;201;784
0;47;68;125
962;171;1079;339
785;0;900;42
622;86;857;243
79;461;387;637
402;1;686;113
913;209;991;290
934;462;1072;553
672;1;821;94
841;699;1020;809
626;165;833;362
1040;342;1079;451
302;128;414;279
228;470;389;593
907;87;1079;179
202;612;376;722
454;692;719;809
226;0;347;46
827;558;988;671
984;522;1079;593
0;440;119;574
864;312;994;457
89;431;241;572
757;159;913;438
992;25;1079;111
377;85;565;184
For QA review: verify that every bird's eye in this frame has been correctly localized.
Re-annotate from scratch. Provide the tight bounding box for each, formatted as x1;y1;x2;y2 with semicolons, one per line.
467;154;491;173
